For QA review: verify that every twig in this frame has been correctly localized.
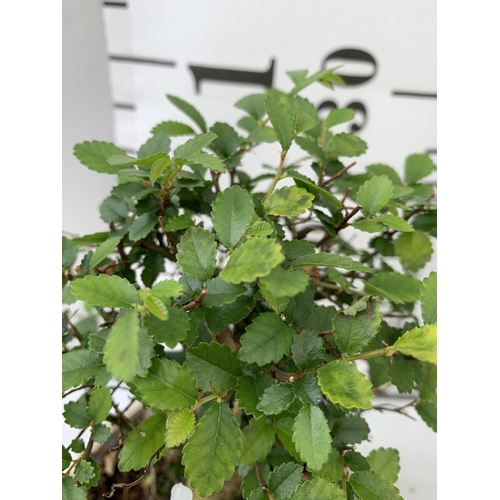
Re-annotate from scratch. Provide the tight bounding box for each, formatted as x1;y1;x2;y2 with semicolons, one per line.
62;313;83;344
323;162;356;186
255;462;274;500
335;205;362;232
103;444;166;498
181;288;208;312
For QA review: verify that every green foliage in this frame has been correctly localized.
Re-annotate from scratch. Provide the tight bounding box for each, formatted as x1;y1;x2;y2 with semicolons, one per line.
63;66;437;500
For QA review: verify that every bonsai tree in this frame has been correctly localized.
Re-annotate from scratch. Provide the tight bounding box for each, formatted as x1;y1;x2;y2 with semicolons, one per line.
62;68;437;500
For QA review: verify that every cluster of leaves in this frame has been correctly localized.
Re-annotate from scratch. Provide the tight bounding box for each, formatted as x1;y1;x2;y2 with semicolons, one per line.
62;67;437;500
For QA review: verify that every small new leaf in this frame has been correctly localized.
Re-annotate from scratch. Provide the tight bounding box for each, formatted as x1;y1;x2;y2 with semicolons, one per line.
264;186;314;217
166;409;195;447
389;323;437;364
167;95;207;133
356;175;393;218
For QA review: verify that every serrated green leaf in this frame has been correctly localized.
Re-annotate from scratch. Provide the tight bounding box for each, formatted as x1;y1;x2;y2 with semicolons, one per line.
259;279;290;313
62;476;87;500
129;213;158;242
221;237;285;284
62;236;78;269
291;329;325;370
326;133;367;158
247;219;274;236
174;132;217;160
242;463;271;499
151;120;195;136
313;448;344;483
293;374;322;404
167;94;207;133
182;402;242;498
73;141;125;174
394;230;434;272
264;186;314;217
144;307;188;348
62;446;72;471
326;108;356;128
163;214;194;231
235;94;266;120
333;297;383;354
118;413;167;471
344;450;370;471
352;220;384;233
186;342;242;393
133;358;198;410
151;279;183;301
103;310;140;382
166;409;195;447
210;122;240;158
136;328;155;377
204;277;247;308
365;272;422;304
288;170;343;210
74;459;97;486
91;423;112;443
318;361;373;409
292;404;332;471
239;313;296;367
404;153;435;184
366;164;402;185
238;115;259;133
387;356;415;393
240;417;276;465
212;185;255;249
187;151;226;172
88;387;112;424
139;290;168;320
290;252;372;274
99;195;129;223
63;401;91;429
294;136;325;161
256;383;295;416
421;271;437;324
264;95;294;151
389;323;437;364
291;477;346;500
412;212;437;237
333;414;370;445
62;349;104;391
377;214;414;232
177;226;217;282
70;438;86;453
89;236;121;269
415;399;437;431
267;462;303;500
203;295;254;334
356;175;393;218
236;374;274;419
366;448;400;484
349;470;401;500
248;126;278;144
259;267;310;299
138;131;171;158
70;274;140;309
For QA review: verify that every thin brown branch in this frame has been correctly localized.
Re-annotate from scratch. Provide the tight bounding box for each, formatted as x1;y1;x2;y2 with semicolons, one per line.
323;162;356;186
335;205;362;232
255;462;275;500
181;288;208;312
103;444;166;498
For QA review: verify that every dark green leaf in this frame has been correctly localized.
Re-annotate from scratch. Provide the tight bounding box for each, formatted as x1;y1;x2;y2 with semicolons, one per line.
420;271;437;324
333;414;370;446
99;195;129;223
394;230;434;272
292;404;332;470
89;236;121;269
326;133;367;158
220;238;285;284
365;272;421;304
88;387;112;424
236;374;274;419
128;213;158;242
235;93;267;120
151;121;195;136
288;170;342;210
260;267;310;300
118;413;167;471
145;307;190;348
182;402;242;498
387;356;415;393
185;342;242;393
291;329;325;370
133;358;198;411
333;297;383;354
73;141;125;174
91;423;112;443
366;448;400;484
74;458;99;487
138;132;171;157
293;374;322;405
290;252;372;274
103;310;140;382
264;95;294;151
62;236;78;269
366;164;402;185
326;108;356;128
210;122;240;158
267;462;303;500
212;185;255;249
239;313;296;366
312;448;343;483
167;94;207;133
204;277;247;308
248;126;278;144
62;477;87;500
415;399;437;431
163;214;194;231
349;471;402;500
404;153;435;184
356;176;393;218
344;451;370;471
256;383;295;416
203;295;254;334
177;226;217;282
174;132;217;160
377;214;414;232
63;401;91;429
240;417;276;465
62;446;72;472
62;349;104;391
70;274;140;309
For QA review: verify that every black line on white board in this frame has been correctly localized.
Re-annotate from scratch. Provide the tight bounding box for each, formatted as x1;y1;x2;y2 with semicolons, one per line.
103;2;128;7
109;55;176;67
113;103;136;110
392;91;437;99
